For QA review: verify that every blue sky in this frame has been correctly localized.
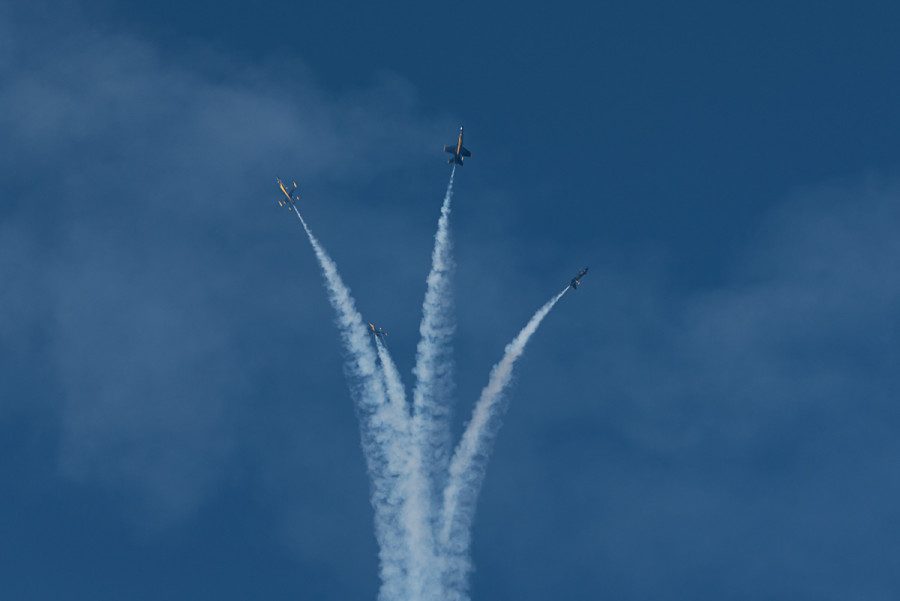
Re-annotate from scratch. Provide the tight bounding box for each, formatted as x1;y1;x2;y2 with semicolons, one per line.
2;1;900;599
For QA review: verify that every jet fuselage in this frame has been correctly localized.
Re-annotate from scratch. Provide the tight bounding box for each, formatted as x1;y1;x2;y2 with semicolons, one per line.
444;126;471;166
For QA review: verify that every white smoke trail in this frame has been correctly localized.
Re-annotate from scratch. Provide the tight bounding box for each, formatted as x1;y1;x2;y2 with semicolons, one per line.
438;286;570;598
374;338;441;600
412;165;457;494
291;184;572;601
374;337;409;428
292;207;409;601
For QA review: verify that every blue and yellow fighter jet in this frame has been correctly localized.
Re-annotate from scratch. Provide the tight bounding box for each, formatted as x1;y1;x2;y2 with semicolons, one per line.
570;267;589;290
443;126;472;166
368;323;388;339
275;178;300;209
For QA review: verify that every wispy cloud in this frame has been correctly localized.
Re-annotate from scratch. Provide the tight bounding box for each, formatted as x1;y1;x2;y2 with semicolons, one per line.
0;3;445;526
472;178;900;600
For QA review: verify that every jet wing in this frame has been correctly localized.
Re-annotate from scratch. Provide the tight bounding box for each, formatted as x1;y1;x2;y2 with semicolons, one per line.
443;145;455;154
460;147;471;157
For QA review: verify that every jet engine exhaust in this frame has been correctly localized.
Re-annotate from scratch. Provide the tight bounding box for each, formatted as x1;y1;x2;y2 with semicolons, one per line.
292;206;411;601
438;286;570;598
282;155;578;601
412;165;458;489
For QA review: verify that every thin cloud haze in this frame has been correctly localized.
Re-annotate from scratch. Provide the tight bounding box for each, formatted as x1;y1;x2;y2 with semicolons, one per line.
0;3;447;527
3;2;900;600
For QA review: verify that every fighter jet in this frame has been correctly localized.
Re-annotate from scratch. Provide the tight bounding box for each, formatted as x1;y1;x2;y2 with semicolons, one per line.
368;323;388;339
569;267;589;290
275;178;301;209
443;126;471;166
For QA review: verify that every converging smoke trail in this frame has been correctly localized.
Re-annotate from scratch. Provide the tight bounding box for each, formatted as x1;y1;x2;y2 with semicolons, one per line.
292;206;409;601
405;166;458;600
374;337;409;428
412;165;457;491
374;338;441;601
438;286;570;599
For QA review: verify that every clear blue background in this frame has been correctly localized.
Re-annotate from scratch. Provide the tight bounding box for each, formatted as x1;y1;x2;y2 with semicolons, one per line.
2;1;899;599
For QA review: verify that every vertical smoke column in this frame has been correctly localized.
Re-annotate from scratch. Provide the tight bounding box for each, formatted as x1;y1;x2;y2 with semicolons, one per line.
439;287;570;599
405;166;457;600
412;166;458;493
374;338;441;600
374;337;409;431
293;207;408;601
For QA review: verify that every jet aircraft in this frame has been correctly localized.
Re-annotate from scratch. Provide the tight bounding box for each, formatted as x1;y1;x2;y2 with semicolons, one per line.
443;126;471;165
569;267;589;289
275;178;301;209
368;323;388;339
